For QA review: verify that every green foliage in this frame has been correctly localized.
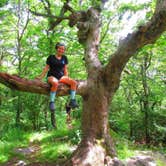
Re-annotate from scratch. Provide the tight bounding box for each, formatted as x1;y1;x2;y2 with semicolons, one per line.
0;127;29;163
116;141;135;159
110;35;166;145
156;159;166;166
0;108;81;164
38;141;71;162
119;2;150;13
0;0;8;7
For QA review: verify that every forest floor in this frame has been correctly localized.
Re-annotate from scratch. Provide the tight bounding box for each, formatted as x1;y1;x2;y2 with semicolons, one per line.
1;115;165;166
3;138;69;166
2;123;76;166
2;140;166;166
129;150;166;166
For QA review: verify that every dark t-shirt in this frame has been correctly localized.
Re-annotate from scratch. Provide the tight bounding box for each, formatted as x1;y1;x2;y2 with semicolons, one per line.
46;55;68;80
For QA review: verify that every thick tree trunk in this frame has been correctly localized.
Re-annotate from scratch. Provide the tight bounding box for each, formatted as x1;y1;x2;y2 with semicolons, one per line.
64;84;116;166
64;5;124;165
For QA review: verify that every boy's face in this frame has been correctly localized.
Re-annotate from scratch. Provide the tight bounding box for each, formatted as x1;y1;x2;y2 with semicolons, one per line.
57;46;65;55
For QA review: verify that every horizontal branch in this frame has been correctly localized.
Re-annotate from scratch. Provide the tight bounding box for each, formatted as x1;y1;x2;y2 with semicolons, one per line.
0;72;87;96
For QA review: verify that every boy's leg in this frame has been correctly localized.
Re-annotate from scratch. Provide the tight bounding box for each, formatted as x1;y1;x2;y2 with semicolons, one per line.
47;76;58;128
47;76;58;111
59;76;78;108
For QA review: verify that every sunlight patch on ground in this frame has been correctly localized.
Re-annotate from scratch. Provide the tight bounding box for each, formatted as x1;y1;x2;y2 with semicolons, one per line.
39;142;72;162
29;132;52;143
0;155;8;163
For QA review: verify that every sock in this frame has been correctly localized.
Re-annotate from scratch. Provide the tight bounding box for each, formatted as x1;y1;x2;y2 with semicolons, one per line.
50;92;56;102
70;90;76;100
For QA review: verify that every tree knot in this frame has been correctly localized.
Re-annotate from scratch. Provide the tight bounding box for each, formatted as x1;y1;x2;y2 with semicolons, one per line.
69;11;87;27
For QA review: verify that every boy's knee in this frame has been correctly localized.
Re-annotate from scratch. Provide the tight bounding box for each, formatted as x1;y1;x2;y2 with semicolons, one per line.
72;80;77;86
52;81;58;86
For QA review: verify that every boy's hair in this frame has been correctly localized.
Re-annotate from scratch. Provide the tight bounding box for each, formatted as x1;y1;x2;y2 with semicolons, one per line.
55;42;65;49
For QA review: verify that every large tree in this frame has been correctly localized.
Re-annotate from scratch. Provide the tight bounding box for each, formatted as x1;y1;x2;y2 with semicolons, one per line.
0;0;166;165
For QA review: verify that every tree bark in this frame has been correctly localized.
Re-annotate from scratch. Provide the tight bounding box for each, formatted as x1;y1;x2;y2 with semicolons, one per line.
0;72;87;96
64;7;117;166
64;84;116;166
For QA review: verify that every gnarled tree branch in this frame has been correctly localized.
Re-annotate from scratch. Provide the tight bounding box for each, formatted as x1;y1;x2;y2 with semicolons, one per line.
103;0;166;93
30;0;75;30
76;8;102;79
0;72;87;96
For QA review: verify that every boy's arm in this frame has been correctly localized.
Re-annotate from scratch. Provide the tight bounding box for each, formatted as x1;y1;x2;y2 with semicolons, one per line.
64;65;68;76
36;65;49;80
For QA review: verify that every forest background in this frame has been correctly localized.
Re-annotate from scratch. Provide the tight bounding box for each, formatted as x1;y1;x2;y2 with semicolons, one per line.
0;0;165;165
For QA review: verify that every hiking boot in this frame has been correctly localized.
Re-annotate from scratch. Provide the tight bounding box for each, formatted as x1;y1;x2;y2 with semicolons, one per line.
49;101;55;111
69;99;78;109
